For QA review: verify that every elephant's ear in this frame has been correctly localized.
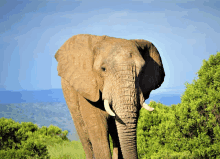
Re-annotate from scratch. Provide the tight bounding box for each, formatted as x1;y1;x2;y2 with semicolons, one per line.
55;34;106;102
132;39;165;100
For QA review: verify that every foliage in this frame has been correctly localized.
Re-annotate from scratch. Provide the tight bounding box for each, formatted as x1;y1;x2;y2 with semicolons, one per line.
137;52;220;158
0;118;69;158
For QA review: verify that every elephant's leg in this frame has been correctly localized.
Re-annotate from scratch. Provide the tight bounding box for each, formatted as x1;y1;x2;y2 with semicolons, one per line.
61;78;94;159
78;94;112;159
108;118;123;159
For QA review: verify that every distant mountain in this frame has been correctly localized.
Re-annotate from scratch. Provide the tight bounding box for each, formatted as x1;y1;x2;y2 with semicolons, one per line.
0;89;182;106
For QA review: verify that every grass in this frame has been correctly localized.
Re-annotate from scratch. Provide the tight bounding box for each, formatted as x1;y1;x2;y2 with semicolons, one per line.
46;138;113;159
44;136;114;159
44;140;86;159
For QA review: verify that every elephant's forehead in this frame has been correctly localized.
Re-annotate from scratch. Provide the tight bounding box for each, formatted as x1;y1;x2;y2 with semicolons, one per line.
105;41;138;55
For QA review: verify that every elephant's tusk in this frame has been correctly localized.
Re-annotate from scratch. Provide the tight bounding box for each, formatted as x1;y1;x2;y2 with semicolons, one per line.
104;100;115;116
142;103;154;111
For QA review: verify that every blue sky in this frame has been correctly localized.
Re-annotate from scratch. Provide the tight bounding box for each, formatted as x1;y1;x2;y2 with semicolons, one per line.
1;0;220;96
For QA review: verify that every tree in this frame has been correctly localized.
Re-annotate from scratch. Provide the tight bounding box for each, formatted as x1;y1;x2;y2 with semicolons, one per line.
137;52;220;158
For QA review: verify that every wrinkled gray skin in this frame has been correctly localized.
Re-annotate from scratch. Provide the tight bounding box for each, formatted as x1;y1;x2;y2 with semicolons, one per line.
55;34;165;159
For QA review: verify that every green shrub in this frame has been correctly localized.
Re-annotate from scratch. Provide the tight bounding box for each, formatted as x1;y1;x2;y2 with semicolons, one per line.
0;117;69;158
137;52;220;158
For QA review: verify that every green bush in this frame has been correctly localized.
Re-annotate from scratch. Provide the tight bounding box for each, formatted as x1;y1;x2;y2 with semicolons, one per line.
0;139;49;159
0;117;69;158
137;52;220;158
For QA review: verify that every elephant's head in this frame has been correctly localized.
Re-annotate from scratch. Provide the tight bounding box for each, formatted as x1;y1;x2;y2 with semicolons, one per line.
55;34;165;159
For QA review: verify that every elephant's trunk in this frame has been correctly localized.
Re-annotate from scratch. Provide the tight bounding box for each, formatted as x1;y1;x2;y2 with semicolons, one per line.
114;108;138;159
112;64;139;159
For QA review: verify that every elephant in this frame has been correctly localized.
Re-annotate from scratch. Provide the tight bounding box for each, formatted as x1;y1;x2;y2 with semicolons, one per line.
55;34;165;159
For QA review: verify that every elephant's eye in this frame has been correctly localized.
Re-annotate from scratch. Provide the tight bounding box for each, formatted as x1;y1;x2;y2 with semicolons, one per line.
101;67;106;72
